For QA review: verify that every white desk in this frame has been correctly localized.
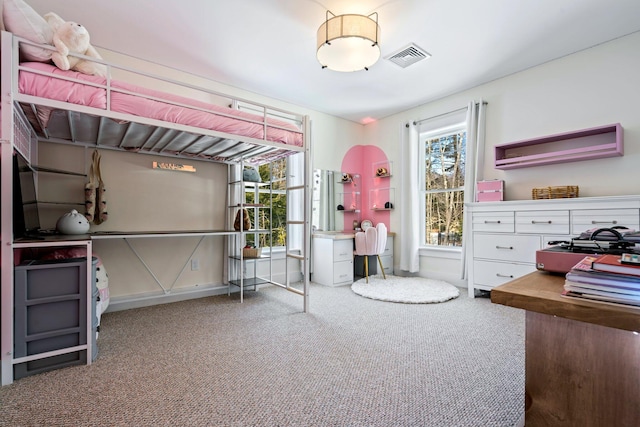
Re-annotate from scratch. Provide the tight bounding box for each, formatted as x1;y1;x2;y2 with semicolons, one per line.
90;230;237;294
311;232;394;286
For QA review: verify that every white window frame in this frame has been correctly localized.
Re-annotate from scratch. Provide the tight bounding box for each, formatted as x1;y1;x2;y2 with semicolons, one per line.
419;121;467;252
251;154;303;253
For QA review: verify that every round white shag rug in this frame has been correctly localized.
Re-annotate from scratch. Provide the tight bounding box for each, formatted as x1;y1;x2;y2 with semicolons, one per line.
351;275;460;303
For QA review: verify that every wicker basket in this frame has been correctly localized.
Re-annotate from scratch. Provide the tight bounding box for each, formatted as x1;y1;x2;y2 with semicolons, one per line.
532;186;579;199
242;247;262;258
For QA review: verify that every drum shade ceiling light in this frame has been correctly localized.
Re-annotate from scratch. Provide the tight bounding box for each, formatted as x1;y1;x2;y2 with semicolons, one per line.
317;11;380;72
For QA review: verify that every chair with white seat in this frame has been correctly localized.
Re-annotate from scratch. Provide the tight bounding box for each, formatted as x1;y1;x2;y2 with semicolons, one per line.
354;223;387;283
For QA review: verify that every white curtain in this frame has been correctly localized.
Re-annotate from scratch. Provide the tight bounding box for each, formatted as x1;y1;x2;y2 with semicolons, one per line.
460;100;487;279
399;121;420;273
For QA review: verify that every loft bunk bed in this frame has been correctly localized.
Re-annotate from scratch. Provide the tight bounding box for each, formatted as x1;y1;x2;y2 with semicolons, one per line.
0;31;311;385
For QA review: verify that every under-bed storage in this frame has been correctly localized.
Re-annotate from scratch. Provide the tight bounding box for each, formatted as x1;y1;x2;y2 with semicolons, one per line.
13;257;98;380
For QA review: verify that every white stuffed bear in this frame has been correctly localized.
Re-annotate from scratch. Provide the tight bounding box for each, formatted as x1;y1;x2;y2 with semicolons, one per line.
44;12;107;77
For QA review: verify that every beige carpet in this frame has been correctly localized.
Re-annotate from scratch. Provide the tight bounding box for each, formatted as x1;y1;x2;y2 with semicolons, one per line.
0;282;524;426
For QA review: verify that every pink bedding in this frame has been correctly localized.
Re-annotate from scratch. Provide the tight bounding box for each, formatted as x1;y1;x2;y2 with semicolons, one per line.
17;62;303;147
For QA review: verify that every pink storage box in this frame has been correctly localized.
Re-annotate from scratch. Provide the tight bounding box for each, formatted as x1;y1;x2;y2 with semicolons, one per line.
476;180;504;202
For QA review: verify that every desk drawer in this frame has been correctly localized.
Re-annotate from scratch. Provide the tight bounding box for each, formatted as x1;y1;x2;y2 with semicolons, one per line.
516;210;569;234
571;209;640;234
473;234;540;263
333;260;353;284
473;212;514;233
380;255;393;275
473;260;537;288
381;236;393;257
333;240;353;262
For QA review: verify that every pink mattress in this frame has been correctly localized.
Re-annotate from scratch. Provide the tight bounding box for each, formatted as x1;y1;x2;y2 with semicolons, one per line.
17;62;303;147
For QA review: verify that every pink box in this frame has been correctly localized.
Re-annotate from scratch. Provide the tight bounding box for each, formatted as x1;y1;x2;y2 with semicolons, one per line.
476;191;503;202
476;180;504;202
477;180;504;192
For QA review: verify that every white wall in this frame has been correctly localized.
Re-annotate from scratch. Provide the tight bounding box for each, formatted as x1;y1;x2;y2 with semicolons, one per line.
364;31;640;284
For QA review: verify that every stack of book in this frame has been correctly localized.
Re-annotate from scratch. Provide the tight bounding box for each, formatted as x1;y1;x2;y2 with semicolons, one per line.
563;254;640;307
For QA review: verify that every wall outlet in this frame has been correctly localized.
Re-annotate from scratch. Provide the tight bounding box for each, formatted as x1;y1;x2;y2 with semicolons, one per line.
191;259;200;271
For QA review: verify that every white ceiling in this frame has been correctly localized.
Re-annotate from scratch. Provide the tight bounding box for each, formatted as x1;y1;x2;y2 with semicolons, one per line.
26;0;640;124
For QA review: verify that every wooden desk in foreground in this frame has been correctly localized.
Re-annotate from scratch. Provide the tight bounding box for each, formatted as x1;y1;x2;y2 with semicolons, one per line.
491;271;640;426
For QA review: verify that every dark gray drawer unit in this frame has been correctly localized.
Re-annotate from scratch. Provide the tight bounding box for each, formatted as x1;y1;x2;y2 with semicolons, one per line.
13;258;97;380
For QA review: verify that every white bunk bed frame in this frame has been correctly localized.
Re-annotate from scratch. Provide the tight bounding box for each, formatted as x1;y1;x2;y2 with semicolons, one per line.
0;32;311;385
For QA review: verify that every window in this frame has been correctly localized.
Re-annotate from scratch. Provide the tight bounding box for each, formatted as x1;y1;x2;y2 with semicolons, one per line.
235;102;305;251
420;123;466;247
243;158;287;248
244;153;304;250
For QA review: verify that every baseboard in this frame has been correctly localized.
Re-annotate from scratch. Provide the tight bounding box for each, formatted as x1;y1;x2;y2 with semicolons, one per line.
105;271;304;313
105;282;231;313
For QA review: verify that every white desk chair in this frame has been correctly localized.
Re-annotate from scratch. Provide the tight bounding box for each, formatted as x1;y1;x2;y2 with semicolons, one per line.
354;223;387;283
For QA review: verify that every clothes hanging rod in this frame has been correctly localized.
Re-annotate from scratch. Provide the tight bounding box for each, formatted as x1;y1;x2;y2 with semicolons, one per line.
409;101;488;127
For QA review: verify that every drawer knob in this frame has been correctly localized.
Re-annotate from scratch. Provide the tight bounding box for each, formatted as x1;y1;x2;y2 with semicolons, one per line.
496;273;514;278
495;245;514;250
591;220;617;224
531;220;552;224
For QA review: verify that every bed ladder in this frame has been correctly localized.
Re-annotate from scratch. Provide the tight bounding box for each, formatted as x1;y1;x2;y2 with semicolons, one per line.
283;115;311;312
283;149;310;312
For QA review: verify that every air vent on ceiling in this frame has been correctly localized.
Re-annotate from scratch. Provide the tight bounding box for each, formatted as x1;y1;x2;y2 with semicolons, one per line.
386;44;431;68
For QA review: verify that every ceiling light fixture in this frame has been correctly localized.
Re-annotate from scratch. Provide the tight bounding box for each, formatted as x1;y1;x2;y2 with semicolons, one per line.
316;11;380;72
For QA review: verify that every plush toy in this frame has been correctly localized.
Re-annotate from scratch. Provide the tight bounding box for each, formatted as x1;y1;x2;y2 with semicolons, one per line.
233;208;251;231
43;12;107;77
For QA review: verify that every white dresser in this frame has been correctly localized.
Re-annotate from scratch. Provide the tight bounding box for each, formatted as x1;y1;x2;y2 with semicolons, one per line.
466;196;640;297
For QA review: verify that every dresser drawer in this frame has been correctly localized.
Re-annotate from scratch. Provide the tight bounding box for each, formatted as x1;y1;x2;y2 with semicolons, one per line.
515;210;570;234
571;209;640;234
472;212;514;233
473;234;541;263
333;260;353;284
333;239;353;262
473;260;537;288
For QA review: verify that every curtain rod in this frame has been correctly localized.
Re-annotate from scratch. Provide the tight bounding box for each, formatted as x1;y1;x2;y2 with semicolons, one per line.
409;101;488;127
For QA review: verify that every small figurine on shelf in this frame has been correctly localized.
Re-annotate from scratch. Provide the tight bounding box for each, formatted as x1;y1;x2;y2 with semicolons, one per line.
385;201;394;209
376;167;388;177
337;204;345;210
341;173;352;182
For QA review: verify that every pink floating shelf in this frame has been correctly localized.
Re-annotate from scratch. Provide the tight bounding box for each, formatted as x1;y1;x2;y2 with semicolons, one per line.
494;123;623;170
